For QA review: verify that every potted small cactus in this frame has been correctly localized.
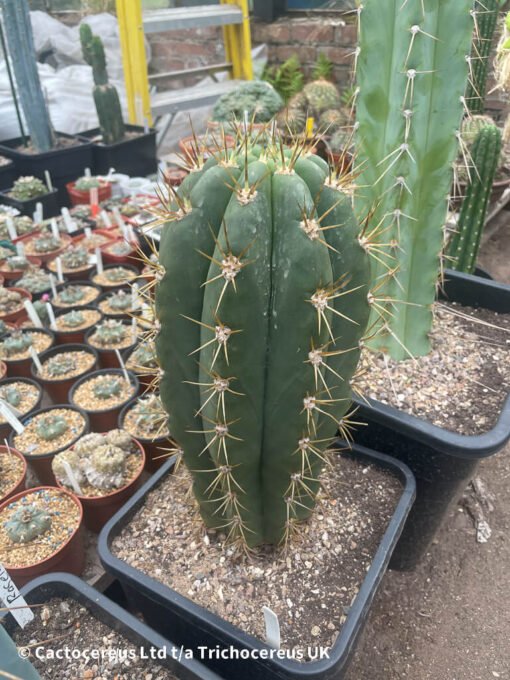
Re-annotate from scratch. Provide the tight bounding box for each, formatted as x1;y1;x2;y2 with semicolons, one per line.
77;25;157;177
53;306;103;345
47;245;94;281
0;327;54;378
97;288;140;320
23;228;72;264
0;211;37;241
69;368;139;431
0;486;84;587
85;318;138;368
0;175;59;218
52;429;145;532
0;444;27;504
0;287;32;324
0;254;42;282
14;268;53;300
9;404;89;485
91;263;139;291
32;344;99;403
51;281;101;311
0;378;42;441
100;237;140;269
66;174;112;206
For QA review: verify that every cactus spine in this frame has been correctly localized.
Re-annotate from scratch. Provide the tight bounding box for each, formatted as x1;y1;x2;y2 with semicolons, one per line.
0;0;53;152
80;24;125;145
465;0;501;114
448;124;502;274
355;0;475;359
155;132;371;547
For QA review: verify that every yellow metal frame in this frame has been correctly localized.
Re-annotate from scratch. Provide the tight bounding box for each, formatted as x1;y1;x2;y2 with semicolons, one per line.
116;0;153;126
116;0;252;123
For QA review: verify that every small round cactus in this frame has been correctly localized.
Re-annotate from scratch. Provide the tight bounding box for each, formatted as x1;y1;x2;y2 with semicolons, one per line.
61;246;89;269
51;449;85;487
6;255;30;272
1;385;22;407
5;504;52;544
105;267;129;283
74;176;103;191
33;231;61;254
132;394;167;435
59;286;86;305
85;444;127;489
59;310;85;329
92;319;127;346
93;376;122;400
108;290;132;311
44;353;77;378
128;342;158;370
36;414;68;441
0;289;23;315
2;331;32;357
302;79;341;116
16;269;51;295
11;176;48;202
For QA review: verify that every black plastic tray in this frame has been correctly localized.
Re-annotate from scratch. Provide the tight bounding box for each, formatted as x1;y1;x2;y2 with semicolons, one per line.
353;269;510;569
98;444;415;680
78;124;157;177
0;187;60;218
1;573;222;680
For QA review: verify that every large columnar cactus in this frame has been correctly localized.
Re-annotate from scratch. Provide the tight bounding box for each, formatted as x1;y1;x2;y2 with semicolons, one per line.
0;0;53;152
155;131;371;547
465;0;502;114
80;23;125;145
448;124;502;274
355;0;475;359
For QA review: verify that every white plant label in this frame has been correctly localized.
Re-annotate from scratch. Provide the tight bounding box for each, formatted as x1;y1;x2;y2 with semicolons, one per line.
131;317;138;344
100;210;112;228
0;563;34;628
62;460;83;495
23;300;43;328
34;202;43;223
95;247;104;274
115;349;130;383
44;170;53;191
263;606;281;650
29;346;43;373
49;273;58;299
113;207;124;229
16;241;24;257
56;257;64;283
46;302;57;331
6;216;17;241
0;401;24;434
50;218;60;240
61;207;73;231
84;226;92;240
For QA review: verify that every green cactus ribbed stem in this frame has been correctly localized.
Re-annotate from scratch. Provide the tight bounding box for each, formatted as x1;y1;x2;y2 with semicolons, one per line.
355;0;474;359
0;0;53;153
156;135;370;547
448;125;502;274
465;0;500;115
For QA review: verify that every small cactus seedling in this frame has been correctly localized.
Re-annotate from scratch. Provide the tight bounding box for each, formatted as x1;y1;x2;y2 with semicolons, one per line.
1;385;22;407
93;376;122;400
60;310;85;328
43;353;77;378
128;342;158;370
0;289;23;315
5;504;52;543
108;290;132;311
10;176;47;201
131;394;167;437
6;255;30;271
36;414;68;441
105;267;130;283
74;176;102;191
92;320;127;346
59;285;86;305
16;269;51;294
2;331;32;357
61;246;89;269
33;230;61;254
107;241;132;257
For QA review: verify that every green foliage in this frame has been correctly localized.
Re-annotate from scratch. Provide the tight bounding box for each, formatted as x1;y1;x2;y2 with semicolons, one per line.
212;81;284;123
11;176;47;201
355;0;475;359
5;504;52;543
448;125;502;273
465;0;501;114
312;52;334;81
262;55;305;103
155;130;371;547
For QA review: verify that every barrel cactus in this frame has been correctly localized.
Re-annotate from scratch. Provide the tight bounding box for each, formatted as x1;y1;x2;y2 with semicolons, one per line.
5;504;52;543
154;129;371;547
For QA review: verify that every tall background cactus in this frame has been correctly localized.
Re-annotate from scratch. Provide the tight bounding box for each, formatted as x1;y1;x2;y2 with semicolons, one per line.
448;124;502;273
155;132;371;547
0;0;53;152
355;0;475;359
80;23;125;145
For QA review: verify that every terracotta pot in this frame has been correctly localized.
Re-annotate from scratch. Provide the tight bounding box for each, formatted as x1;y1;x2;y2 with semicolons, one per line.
118;399;173;473
0;377;43;441
164;165;188;187
23;233;72;264
31;344;99;404
66;180;112;206
0;287;32;324
0;486;84;587
51;281;102;312
69;368;139;432
84;324;138;369
56;435;145;532
53;306;103;345
3;327;55;379
9;404;90;485
0;256;42;282
71;230;116;253
0;445;27;504
100;238;140;270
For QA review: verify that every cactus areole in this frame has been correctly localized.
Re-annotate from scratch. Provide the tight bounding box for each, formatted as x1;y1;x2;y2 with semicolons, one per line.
155;131;371;547
355;0;475;359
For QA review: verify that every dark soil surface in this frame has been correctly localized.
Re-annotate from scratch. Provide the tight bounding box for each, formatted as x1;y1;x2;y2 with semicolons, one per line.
346;234;510;679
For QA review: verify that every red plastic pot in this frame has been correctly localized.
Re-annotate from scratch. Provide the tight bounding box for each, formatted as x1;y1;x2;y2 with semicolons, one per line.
53;306;103;345
48;258;95;283
0;486;84;587
0;256;42;282
69;368;139;432
23;233;72;264
9;404;90;486
100;238;140;269
118;399;173;473
56;435;145;532
72;230;116;253
0;377;43;441
31;344;99;404
3;327;55;379
0;445;27;504
66;180;112;206
0;287;32;324
165;165;188;187
85;324;138;369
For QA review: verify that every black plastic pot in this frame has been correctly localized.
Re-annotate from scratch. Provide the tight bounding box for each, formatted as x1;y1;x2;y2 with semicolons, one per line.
0;376;43;441
79;124;158;177
0;133;93;206
0;158;16;191
1;573;223;680
0;187;60;218
353;269;510;571
31;343;99;404
98;444;415;680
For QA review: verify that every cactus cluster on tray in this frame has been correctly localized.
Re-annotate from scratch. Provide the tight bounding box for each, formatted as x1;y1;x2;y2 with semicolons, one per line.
10;176;48;201
355;0;475;359
153;126;371;548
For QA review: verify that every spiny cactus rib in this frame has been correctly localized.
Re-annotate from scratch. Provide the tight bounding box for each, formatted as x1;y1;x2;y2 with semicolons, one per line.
156;131;370;547
465;0;500;114
448;125;502;274
355;0;475;359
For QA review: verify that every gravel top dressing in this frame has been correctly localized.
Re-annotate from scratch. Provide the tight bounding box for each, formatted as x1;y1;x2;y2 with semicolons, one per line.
0;451;24;497
12;598;179;680
0;381;39;423
113;454;401;659
38;351;96;381
72;375;136;411
358;303;510;435
53;285;100;308
0;488;80;567
14;408;87;456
